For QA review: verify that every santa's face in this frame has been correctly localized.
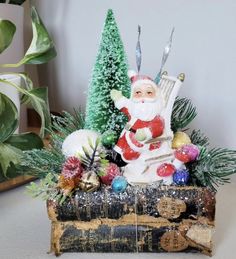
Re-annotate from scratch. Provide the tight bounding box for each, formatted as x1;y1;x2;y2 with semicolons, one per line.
132;84;157;103
130;84;163;121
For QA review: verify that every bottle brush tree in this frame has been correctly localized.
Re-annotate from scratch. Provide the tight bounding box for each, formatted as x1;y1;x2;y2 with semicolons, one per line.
85;9;130;138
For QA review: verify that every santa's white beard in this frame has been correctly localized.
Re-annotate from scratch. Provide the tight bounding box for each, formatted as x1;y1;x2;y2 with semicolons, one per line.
130;97;163;121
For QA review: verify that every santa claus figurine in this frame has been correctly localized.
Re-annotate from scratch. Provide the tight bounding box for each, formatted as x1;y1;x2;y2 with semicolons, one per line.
110;70;165;164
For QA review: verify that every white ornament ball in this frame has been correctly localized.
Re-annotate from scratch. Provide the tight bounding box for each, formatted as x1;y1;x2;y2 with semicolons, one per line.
62;129;101;158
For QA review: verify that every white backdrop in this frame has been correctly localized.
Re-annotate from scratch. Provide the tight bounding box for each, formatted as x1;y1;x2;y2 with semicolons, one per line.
33;0;236;155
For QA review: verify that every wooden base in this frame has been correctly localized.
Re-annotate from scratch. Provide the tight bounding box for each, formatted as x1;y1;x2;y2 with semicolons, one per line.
0;175;35;192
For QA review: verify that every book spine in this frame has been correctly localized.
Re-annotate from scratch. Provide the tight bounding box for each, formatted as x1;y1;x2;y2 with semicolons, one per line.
51;219;213;255
47;186;215;222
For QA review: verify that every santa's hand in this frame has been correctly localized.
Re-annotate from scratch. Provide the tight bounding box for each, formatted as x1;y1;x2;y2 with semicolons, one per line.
135;129;147;141
110;89;123;101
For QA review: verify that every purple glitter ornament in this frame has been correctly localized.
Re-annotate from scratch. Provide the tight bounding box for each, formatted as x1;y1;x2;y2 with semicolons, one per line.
173;169;190;186
182;144;200;161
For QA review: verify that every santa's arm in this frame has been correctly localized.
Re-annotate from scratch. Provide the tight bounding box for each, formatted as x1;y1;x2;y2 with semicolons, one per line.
110;89;130;117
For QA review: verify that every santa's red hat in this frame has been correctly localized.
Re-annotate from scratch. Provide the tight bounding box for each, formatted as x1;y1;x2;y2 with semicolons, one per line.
128;70;158;90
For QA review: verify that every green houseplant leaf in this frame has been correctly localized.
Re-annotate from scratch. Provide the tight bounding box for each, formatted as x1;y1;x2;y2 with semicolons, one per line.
0;92;18;142
0;19;16;54
2;6;57;67
21;87;51;136
5;132;44;150
0;74;50;137
0;143;22;177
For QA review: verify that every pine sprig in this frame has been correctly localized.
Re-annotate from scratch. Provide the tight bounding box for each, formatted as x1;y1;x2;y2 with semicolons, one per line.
78;137;100;169
190;129;210;148
20;148;65;178
26;173;67;204
50;109;84;139
78;137;109;175
171;97;197;132
188;148;236;190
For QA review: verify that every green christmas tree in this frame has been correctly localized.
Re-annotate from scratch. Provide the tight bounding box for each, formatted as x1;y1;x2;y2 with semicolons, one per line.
85;9;130;137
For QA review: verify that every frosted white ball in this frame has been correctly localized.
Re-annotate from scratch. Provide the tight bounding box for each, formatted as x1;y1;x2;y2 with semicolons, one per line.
62;129;101;158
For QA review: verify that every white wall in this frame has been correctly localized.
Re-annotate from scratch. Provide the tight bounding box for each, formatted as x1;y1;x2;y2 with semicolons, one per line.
34;0;236;155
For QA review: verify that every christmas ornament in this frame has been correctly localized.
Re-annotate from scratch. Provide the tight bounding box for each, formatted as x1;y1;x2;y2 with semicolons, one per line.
156;163;176;177
62;157;83;179
100;163;121;185
58;175;80;196
136;25;142;73
173;169;190;186
172;131;191;149
174;144;200;162
155;27;175;83
111;176;128;193
183;144;200;161
101;130;118;147
79;171;100;192
62;129;101;158
111;71;165;163
173;144;200;169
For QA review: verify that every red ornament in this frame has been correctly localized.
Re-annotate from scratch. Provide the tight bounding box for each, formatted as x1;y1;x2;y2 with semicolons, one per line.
156;163;176;177
175;148;191;163
100;163;121;185
62;156;83;179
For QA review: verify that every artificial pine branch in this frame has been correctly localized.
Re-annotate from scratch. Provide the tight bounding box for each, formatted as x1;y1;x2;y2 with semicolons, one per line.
188;148;236;190
51;109;85;140
20;148;65;178
171;97;197;132
26;173;67;204
190;129;209;148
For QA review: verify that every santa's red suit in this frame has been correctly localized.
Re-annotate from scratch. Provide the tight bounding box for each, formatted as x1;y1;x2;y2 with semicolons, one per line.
114;97;165;162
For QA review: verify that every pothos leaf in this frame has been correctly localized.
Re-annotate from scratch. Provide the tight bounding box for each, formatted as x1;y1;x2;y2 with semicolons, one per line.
0;74;50;137
0;143;22;177
21;87;51;137
0;19;16;54
0;93;18;142
5;132;44;151
2;6;57;68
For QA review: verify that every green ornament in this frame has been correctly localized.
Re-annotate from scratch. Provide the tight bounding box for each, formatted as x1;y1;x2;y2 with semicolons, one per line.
101;131;118;147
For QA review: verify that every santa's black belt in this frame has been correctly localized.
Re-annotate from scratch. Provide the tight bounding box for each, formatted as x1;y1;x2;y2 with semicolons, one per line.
129;128;136;133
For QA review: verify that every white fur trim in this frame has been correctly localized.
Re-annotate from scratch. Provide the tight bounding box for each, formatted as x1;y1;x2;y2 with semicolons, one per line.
115;97;128;110
143;127;152;141
126;117;138;129
128;70;137;79
114;145;122;154
132;79;157;90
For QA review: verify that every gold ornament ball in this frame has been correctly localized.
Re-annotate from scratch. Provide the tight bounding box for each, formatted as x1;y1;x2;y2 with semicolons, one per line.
79;171;100;192
172;132;191;149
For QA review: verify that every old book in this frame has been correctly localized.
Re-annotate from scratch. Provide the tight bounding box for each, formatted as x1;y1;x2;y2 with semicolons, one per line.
47;186;216;222
48;186;215;256
50;214;214;255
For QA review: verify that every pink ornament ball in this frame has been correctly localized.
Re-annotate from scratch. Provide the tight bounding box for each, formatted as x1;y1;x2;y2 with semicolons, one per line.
175;144;200;163
156;163;176;177
100;163;121;185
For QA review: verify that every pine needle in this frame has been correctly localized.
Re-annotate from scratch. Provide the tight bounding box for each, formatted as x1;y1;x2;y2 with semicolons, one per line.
171;97;197;132
188;148;236;190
